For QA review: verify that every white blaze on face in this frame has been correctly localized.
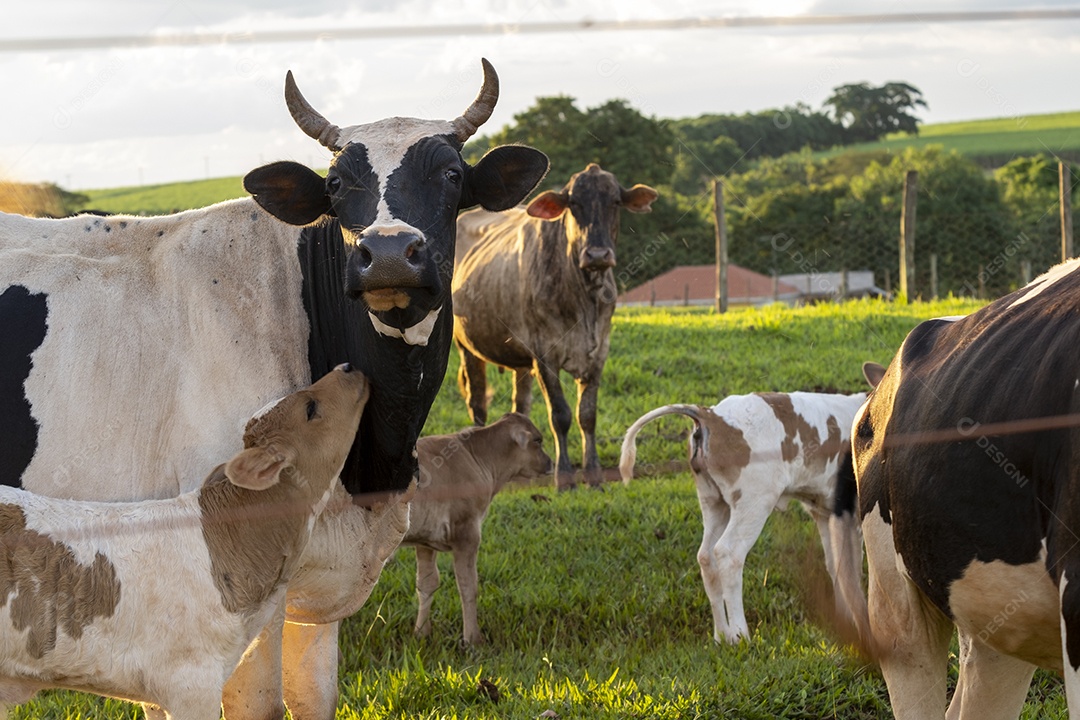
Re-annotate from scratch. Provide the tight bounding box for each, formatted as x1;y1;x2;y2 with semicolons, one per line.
336;117;456;236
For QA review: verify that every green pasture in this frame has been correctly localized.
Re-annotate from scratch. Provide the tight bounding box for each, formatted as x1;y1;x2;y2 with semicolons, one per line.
825;110;1080;162
15;298;1073;719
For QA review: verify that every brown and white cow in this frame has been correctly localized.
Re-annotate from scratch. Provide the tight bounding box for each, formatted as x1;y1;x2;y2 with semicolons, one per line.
453;163;657;489
0;365;371;719
0;61;547;720
403;413;552;645
845;259;1080;718
619;363;884;643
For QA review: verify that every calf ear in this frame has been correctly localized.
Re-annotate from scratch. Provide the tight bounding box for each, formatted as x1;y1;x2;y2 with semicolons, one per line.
622;184;659;214
526;190;567;219
225;446;291;491
862;361;887;388
510;426;532;449
244;161;331;226
462;146;550;212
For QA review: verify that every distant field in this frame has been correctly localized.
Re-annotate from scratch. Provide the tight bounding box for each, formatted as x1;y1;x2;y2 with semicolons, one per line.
821;110;1080;162
80;176;247;215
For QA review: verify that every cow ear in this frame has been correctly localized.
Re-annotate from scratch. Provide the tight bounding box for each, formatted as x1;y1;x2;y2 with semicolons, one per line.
622;184;659;214
526;191;567;219
244;161;332;226
224;445;292;491
461;146;550;212
862;361;887;388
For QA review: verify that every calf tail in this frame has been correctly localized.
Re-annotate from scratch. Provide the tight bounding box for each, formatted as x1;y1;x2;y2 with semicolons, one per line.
619;404;705;484
829;450;874;654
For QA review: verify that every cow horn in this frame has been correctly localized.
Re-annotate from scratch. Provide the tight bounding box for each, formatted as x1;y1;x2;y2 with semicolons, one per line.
451;58;499;143
284;71;343;152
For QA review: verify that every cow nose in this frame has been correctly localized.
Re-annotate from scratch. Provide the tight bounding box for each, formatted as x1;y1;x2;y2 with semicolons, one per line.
581;246;616;270
352;232;427;292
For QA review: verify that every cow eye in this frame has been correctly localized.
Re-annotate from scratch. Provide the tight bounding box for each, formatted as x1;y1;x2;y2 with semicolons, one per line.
327;176;342;193
306;399;319;421
444;168;462;185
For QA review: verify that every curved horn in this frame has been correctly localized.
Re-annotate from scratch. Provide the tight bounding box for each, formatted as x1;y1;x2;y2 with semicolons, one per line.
451;58;499;143
284;71;343;152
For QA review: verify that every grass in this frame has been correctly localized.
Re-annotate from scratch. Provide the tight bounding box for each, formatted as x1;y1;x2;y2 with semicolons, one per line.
820;110;1080;162
15;298;1074;719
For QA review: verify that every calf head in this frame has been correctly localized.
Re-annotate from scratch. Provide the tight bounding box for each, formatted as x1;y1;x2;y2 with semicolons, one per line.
225;364;369;502
244;59;549;327
526;163;658;272
490;412;553;485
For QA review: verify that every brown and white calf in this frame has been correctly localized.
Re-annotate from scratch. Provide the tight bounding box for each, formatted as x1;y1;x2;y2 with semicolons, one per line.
403;413;552;645
619;363;884;644
0;365;371;719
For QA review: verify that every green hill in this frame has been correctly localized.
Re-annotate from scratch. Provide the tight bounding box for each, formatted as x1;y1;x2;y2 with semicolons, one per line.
822;110;1080;165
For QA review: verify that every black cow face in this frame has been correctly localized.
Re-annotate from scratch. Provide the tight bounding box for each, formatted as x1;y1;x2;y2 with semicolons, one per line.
526;163;658;272
244;61;548;332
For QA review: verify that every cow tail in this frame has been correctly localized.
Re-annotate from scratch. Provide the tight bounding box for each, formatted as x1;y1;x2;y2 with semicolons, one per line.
828;450;874;654
619;405;705;485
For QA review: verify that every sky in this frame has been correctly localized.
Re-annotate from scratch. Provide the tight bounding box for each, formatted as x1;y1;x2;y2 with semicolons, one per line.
2;0;1079;190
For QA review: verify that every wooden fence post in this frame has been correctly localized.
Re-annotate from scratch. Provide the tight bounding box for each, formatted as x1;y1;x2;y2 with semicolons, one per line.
929;253;938;300
1062;161;1074;261
899;170;918;303
714;179;728;313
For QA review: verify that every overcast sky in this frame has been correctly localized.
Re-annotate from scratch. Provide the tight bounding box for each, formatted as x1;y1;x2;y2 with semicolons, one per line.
2;0;1078;190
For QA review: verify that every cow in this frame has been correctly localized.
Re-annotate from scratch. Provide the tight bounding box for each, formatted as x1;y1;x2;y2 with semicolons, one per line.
844;258;1080;718
0;59;548;720
404;413;552;645
618;362;884;644
0;364;370;720
452;163;658;489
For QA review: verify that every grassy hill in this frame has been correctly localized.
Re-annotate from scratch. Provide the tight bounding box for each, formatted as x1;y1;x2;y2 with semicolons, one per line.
822;110;1080;165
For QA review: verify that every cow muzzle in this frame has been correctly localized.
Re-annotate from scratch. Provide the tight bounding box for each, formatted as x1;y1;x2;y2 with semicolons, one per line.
347;232;430;310
580;246;616;271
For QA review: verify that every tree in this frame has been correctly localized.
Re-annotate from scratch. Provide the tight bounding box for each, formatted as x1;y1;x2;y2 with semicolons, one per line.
824;82;928;143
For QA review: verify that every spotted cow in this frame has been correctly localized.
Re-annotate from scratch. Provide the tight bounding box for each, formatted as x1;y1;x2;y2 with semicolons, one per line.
619;363;882;643
0;60;548;720
0;365;369;719
846;259;1080;717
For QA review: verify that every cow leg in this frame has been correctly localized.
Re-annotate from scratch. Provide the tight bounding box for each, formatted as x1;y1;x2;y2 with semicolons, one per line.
946;630;1034;720
221;601;286;720
695;479;733;643
534;359;575;490
512;367;534;417
452;532;484;645
414;546;440;638
807;506;837;582
711;491;783;642
863;506;954;719
575;375;603;487
281;621;340;720
457;343;489;426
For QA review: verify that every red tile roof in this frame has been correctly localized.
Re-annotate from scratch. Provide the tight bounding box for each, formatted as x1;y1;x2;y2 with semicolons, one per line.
618;264;801;306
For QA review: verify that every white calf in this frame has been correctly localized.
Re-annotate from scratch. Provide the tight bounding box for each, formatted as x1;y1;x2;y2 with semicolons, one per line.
0;365;370;720
619;363;883;644
404;413;552;645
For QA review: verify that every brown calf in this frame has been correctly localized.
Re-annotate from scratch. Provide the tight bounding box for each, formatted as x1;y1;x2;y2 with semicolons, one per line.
403;413;552;645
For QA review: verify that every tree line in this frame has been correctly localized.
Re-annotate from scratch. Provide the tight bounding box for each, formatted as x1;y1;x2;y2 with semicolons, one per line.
464;82;1068;299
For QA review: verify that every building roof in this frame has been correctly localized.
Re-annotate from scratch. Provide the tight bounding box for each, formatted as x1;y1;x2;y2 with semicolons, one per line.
618;264;802;306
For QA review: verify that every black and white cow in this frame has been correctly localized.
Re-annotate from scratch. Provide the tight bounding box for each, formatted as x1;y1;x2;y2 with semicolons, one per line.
846;259;1080;718
0;59;547;720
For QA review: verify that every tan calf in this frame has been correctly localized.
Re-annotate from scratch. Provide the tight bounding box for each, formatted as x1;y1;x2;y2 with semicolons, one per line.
0;365;370;720
404;413;552;645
